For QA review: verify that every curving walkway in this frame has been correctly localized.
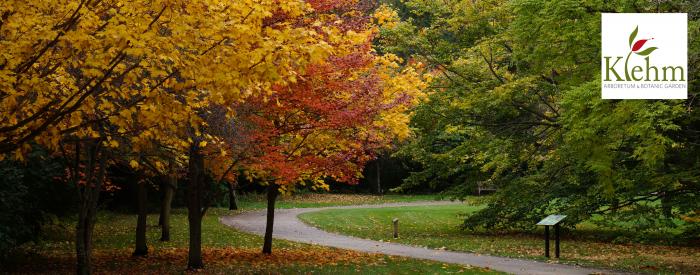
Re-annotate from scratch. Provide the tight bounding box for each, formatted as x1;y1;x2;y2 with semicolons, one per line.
220;201;631;275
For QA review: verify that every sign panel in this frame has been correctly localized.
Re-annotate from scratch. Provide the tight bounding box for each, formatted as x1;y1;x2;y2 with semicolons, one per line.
601;13;687;99
536;215;567;226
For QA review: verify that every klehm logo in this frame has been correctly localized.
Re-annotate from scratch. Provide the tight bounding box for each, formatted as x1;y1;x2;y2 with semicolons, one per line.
601;13;687;99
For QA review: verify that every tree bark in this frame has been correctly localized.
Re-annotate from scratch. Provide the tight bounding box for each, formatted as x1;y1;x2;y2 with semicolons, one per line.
187;144;205;269
160;173;176;242
133;180;148;256
158;181;164;227
262;183;279;254
75;141;105;275
187;212;203;268
228;180;238;210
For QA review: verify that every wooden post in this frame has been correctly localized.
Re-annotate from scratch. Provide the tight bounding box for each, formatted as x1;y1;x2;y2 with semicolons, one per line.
544;225;550;258
555;224;560;258
392;218;399;239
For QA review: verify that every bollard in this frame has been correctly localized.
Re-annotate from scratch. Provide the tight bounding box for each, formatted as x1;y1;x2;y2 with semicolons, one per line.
392;218;399;238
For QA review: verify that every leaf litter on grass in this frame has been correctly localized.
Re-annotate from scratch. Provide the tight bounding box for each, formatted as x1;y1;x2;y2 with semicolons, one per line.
5;246;387;274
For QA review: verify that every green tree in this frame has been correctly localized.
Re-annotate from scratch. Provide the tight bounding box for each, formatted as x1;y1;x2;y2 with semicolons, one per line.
385;0;700;235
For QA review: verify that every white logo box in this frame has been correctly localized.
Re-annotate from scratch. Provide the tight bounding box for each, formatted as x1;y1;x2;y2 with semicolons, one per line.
601;13;687;99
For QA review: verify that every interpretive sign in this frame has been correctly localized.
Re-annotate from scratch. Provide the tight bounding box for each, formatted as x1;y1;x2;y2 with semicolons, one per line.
536;215;566;258
536;215;567;226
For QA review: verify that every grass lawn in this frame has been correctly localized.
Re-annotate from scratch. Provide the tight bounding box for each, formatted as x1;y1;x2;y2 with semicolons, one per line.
3;194;499;274
236;193;441;209
299;202;700;274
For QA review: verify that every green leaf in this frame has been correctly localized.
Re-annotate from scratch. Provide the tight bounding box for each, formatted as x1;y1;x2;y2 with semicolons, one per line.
635;47;658;56
628;26;638;48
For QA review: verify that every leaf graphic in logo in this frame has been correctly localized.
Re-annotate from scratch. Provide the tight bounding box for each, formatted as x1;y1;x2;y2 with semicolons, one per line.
632;39;653;51
635;47;658;56
629;26;638;48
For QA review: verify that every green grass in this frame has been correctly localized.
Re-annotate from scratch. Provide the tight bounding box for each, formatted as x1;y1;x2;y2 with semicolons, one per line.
299;203;700;274
208;258;499;274
34;193;441;252
6;194;498;274
235;193;442;210
33;208;275;252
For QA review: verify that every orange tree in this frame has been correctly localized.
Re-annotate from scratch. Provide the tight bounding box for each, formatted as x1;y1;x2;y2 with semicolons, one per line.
210;0;429;254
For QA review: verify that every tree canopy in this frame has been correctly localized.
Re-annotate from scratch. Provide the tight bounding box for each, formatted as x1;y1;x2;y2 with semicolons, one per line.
382;0;700;234
0;0;428;272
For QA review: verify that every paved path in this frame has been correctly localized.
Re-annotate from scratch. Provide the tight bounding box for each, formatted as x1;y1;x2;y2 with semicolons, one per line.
220;201;631;275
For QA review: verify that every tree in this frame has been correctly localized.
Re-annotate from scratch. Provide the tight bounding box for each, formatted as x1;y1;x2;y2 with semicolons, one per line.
381;0;700;234
132;176;148;257
218;0;429;254
2;0;333;273
158;160;177;241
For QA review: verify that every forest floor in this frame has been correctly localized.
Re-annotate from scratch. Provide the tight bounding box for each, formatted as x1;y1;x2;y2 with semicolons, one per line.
299;201;700;274
2;194;496;274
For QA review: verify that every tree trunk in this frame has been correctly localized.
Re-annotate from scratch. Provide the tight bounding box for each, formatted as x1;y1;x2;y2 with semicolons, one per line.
75;142;105;275
188;211;203;268
262;183;279;254
160;173;175;242
133;180;148;256
228;181;238;210
187;144;205;269
158;182;164;227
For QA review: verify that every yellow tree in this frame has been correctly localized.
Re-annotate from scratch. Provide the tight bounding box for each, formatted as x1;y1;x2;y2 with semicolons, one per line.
1;0;331;273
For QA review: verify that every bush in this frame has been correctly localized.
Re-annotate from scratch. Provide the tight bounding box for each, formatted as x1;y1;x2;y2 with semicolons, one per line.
0;149;75;258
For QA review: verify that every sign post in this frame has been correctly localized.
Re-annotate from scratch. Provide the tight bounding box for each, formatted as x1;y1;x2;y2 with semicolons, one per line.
544;225;550;257
392;218;399;239
536;215;566;258
555;223;560;258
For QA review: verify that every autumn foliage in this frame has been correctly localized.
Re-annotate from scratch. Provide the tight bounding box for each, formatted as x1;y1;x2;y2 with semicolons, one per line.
206;0;427;192
9;247;389;274
0;0;427;273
